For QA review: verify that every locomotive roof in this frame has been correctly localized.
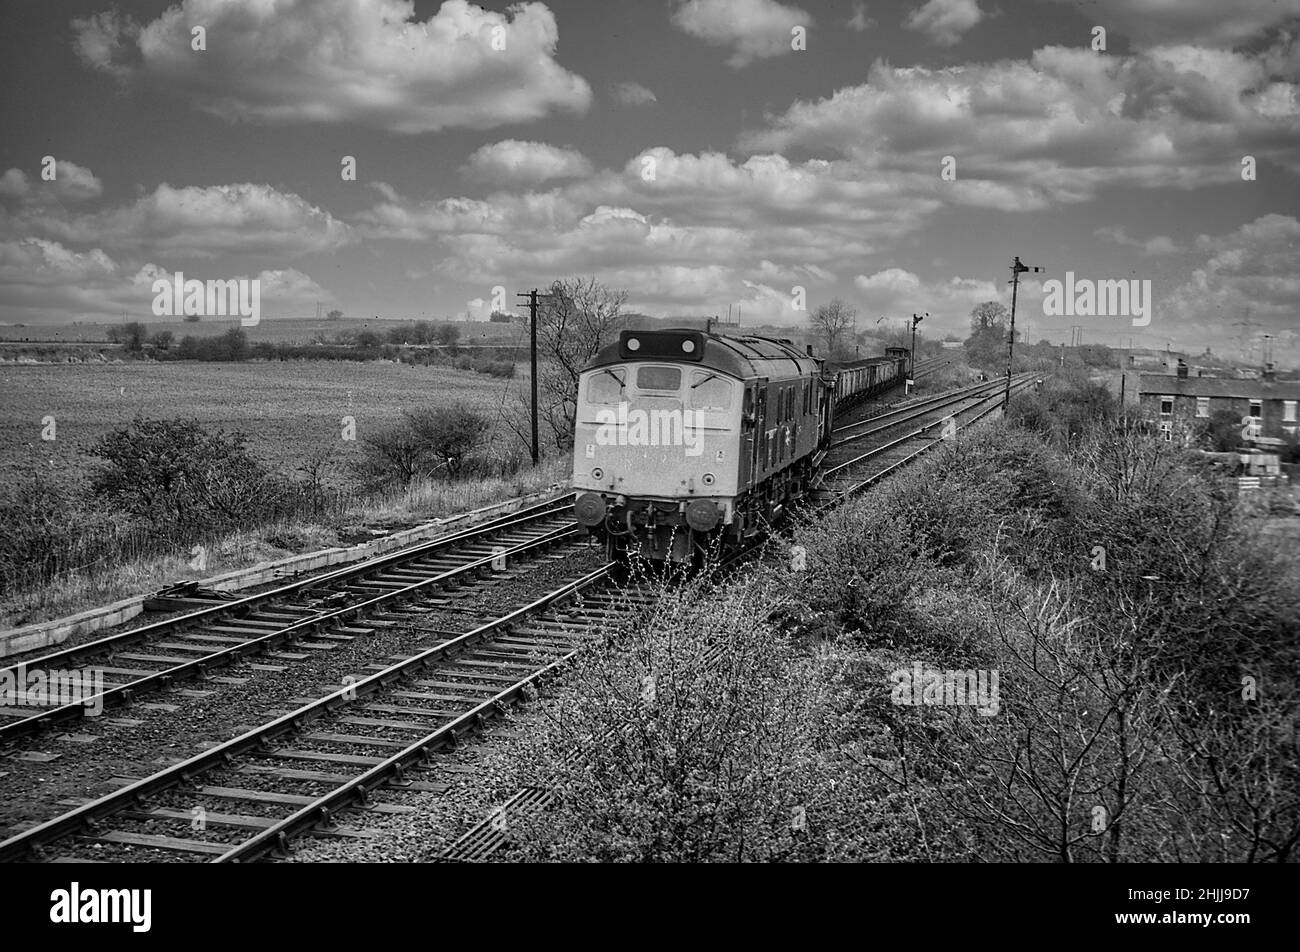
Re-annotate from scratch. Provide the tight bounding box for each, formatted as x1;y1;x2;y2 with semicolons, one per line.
586;329;821;381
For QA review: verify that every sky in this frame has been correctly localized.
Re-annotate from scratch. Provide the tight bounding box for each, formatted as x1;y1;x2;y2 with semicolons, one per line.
0;0;1297;362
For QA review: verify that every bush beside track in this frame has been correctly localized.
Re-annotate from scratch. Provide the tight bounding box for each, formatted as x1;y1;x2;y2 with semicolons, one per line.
446;377;1300;862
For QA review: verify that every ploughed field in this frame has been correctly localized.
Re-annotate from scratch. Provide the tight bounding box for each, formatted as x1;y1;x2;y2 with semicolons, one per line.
0;360;509;483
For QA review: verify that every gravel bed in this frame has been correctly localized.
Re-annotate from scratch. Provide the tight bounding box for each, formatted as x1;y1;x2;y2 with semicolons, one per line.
282;690;569;863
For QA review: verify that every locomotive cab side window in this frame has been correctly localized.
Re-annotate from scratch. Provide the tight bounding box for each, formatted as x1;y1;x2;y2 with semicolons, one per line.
587;368;625;405
689;372;733;410
635;365;682;392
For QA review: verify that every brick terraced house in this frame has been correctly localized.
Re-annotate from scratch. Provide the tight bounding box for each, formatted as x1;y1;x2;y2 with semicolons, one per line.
1137;362;1300;445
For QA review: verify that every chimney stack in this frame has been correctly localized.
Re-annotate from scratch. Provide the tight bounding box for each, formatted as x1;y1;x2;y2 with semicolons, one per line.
1263;362;1276;383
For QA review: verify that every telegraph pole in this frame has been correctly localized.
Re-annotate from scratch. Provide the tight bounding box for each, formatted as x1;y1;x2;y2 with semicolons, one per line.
1005;256;1043;409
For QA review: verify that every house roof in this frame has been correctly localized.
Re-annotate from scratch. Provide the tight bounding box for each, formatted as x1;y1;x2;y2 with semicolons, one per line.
1138;373;1300;400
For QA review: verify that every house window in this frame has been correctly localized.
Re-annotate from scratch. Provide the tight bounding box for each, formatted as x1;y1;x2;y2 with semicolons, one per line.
1195;397;1210;418
1249;400;1262;419
1159;421;1172;442
1285;400;1297;423
1159;397;1174;416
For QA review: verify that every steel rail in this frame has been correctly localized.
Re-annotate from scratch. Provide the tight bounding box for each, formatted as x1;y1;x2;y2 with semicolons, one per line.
0;521;584;743
0;562;616;863
215;563;618;863
1;495;575;683
825;374;1034;478
838;376;1041;495
831;376;1009;438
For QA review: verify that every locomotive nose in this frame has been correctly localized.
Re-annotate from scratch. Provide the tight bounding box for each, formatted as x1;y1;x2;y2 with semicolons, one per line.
575;492;607;527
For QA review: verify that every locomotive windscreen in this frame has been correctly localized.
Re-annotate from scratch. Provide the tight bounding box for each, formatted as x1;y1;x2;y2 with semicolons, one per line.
618;330;705;361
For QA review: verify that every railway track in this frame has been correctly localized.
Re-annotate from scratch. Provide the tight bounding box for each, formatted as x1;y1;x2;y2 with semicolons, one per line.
831;375;1010;444
2;368;1041;864
911;356;947;378
438;372;1043;861
0;497;578;745
0;564;658;863
820;373;1039;497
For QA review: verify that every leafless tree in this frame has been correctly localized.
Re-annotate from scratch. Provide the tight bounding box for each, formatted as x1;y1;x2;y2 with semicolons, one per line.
970;301;1008;332
502;276;627;453
810;299;856;360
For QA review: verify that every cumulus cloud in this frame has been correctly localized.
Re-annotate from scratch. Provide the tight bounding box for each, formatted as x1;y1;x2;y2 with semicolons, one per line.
612;148;942;233
740;45;1300;207
903;0;984;47
462;140;594;185
1010;216;1299;357
0;238;331;322
9;183;352;258
356;146;943;300
0;238;118;285
0;238;155;324
1165;214;1300;355
352;109;1297;341
253;268;337;311
1041;0;1300;49
751;259;836;284
72;0;592;133
610;82;658;106
353;144;945;322
671;0;812;68
1095;225;1182;255
853;267;999;337
847;2;874;32
0;161;104;204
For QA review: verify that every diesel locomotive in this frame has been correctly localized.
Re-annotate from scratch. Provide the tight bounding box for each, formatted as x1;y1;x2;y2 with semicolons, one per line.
571;328;906;563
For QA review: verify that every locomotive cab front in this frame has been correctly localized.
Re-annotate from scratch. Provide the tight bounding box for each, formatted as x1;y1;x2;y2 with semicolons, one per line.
572;330;741;563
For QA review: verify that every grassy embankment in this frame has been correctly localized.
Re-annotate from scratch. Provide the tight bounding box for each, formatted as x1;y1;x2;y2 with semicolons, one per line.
0;359;567;628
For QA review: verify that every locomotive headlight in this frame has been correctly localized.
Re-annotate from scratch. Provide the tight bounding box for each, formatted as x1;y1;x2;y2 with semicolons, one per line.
592;467;604;480
626;337;641;351
681;340;695;354
702;473;715;486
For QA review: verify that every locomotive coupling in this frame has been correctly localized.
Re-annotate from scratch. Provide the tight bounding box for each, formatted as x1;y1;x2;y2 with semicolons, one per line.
575;492;606;527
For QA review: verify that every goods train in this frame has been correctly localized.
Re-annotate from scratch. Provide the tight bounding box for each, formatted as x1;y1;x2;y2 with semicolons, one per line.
571;328;907;563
